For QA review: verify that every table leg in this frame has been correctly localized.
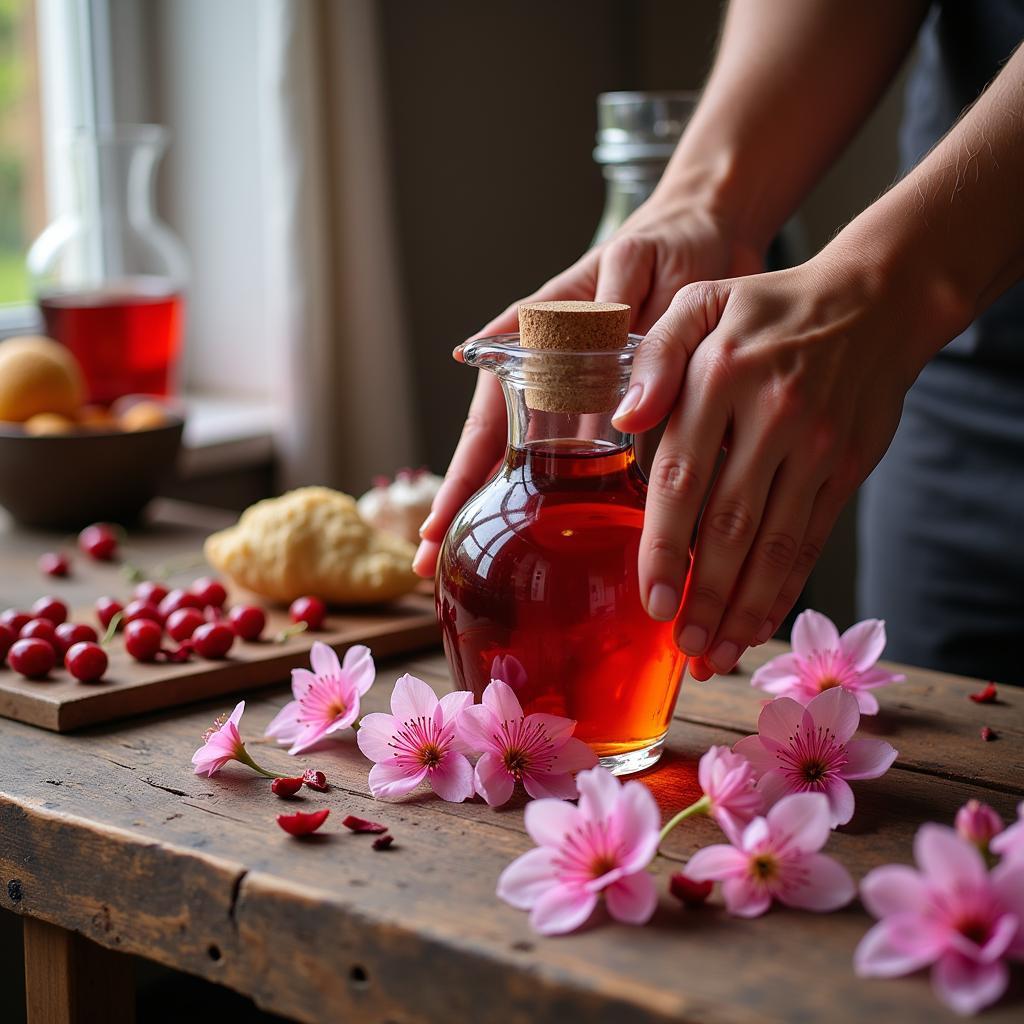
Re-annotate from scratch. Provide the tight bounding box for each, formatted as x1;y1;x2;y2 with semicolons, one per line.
23;917;135;1024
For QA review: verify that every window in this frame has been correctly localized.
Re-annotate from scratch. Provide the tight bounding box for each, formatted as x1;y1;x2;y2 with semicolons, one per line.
0;0;45;312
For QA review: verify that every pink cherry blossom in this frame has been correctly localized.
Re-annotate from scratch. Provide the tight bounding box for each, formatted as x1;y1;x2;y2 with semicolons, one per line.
991;802;1024;864
490;654;528;691
751;610;905;714
265;642;375;755
357;674;475;802
497;766;661;934
734;688;897;828
455;679;597;806
192;701;252;776
697;745;763;843
955;800;1004;852
685;792;855;917
855;824;1024;1016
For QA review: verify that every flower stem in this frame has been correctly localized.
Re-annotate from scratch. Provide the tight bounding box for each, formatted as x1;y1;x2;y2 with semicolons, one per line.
659;795;712;845
236;745;285;779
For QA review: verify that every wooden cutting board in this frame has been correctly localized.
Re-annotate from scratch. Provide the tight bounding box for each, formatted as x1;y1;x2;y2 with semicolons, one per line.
0;592;440;732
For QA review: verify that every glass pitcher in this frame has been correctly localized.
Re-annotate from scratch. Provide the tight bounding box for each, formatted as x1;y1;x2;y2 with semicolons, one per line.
436;335;686;775
27;125;189;406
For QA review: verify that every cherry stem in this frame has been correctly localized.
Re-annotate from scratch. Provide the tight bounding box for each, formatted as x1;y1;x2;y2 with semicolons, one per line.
100;612;123;646
658;795;712;846
235;746;287;779
274;621;309;644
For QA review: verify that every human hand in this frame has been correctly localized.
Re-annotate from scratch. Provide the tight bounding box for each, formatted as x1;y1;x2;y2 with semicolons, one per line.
413;198;762;576
613;254;925;679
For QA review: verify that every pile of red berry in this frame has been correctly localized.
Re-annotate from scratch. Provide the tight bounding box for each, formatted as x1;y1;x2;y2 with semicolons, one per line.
0;597;106;682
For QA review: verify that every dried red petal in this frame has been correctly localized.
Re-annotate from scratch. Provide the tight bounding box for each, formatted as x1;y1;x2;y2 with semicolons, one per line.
969;682;998;704
271;776;304;798
303;769;328;791
980;726;997;742
276;808;330;836
669;873;713;907
372;834;394;851
342;814;388;834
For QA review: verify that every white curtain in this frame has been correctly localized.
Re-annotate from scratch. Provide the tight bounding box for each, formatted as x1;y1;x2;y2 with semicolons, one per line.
259;0;416;493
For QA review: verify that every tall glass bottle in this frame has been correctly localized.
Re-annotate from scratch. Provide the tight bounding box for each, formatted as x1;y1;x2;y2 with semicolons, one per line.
27;125;189;405
436;331;686;776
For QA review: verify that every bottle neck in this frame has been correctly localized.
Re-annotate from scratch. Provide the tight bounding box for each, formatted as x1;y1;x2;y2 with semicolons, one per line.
502;382;633;455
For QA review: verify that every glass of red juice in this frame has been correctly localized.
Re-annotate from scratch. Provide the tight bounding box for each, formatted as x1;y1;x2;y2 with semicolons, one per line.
436;330;687;776
28;126;188;405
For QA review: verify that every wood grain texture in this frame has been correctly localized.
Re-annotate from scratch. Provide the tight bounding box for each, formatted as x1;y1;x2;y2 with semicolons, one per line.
0;502;439;731
23;916;135;1024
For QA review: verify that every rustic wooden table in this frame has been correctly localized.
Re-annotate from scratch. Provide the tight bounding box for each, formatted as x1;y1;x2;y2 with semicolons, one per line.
1;504;1022;1023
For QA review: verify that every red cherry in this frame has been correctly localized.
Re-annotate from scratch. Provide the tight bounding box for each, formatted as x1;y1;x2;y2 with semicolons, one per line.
191;576;227;609
124;619;162;662
1;609;31;634
166;607;204;642
191;622;234;659
54;622;99;658
289;596;326;631
134;580;169;607
8;638;56;679
95;597;124;630
65;642;108;683
158;588;204;619
20;618;57;651
39;552;70;577
228;605;266;641
123;599;163;626
0;623;14;663
31;595;68;625
78;523;119;561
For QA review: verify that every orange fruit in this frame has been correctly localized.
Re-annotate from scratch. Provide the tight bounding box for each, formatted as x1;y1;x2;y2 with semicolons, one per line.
23;413;77;436
0;336;83;422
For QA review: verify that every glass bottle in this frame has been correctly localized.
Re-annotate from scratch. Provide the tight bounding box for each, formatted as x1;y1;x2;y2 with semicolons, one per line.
436;334;686;775
27;125;189;406
592;91;697;244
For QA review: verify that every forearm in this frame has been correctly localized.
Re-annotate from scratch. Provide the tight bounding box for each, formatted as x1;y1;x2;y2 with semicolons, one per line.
654;0;927;251
828;43;1024;373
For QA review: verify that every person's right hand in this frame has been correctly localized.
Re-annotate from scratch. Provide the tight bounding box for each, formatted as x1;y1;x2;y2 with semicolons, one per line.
412;196;763;576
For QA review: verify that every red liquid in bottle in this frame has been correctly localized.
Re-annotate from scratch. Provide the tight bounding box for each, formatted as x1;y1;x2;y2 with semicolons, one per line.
437;440;686;761
39;284;184;405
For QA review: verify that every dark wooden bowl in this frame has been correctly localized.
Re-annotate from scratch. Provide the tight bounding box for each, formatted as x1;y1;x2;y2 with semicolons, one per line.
0;418;183;529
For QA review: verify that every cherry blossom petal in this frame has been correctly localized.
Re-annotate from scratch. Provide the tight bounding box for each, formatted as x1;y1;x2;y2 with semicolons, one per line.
916;824;987;891
526;712;577;747
438;691;475;753
288;722;332;755
805;687;861;744
523;770;578;801
309;641;341;678
455;703;503;756
548;737;599;774
356;712;400;762
931;952;1009;1017
991;861;1024;926
975;914;1019;964
577;763;621;820
368;758;427;799
389;673;440;721
474;751;516;807
732;735;778;775
496;847;560;908
524;798;582;847
765;792;831;854
755;697;807;748
481;678;525;722
290;667;317;699
264;702;303;742
855;666;906;690
781;852;854;911
842;738;898;780
605;871;658;925
839;619;887;671
852;690;880;715
342;644;376;695
753;769;793;812
529;885;597;935
750;652;802;688
721;876;772;918
740;816;771;851
227;700;245;727
860;865;930;918
823;777;856;827
615;782;661;872
428;751;475;802
684;844;748;881
791;609;840;655
855;916;946;978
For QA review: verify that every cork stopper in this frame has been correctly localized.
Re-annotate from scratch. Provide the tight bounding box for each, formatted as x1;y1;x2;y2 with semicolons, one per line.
518;300;630;413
